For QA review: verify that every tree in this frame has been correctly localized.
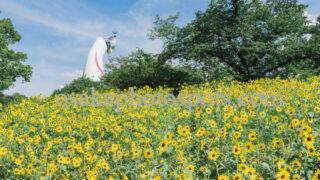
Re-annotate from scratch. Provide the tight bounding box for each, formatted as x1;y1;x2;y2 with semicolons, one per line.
0;92;27;105
52;76;106;95
101;49;203;90
151;0;320;81
149;13;233;81
278;16;320;78
0;16;32;94
308;17;320;72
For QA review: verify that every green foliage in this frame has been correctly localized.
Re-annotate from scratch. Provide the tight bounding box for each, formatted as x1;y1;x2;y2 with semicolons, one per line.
152;0;320;81
0;92;27;106
149;13;180;45
278;59;320;80
101;49;203;90
308;17;320;71
196;58;235;81
52;77;106;95
0;17;32;93
53;49;204;95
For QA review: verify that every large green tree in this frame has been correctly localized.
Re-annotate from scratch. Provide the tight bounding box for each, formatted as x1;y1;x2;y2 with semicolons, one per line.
101;49;203;90
151;0;320;81
0;17;32;94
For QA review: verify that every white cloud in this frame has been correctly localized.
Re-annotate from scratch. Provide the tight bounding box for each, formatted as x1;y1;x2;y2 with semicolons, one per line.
60;70;83;79
0;1;97;39
4;62;79;96
0;0;164;53
304;10;318;25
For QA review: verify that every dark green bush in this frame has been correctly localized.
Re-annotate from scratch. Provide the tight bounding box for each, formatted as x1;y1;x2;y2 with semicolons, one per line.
101;49;204;90
52;76;107;95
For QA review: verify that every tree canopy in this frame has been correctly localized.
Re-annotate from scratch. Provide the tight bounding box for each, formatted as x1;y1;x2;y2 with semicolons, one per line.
101;49;203;91
52;77;106;95
0;17;32;93
151;0;320;81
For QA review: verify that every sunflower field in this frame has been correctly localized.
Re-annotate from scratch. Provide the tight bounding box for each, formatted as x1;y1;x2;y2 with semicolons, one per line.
0;77;319;180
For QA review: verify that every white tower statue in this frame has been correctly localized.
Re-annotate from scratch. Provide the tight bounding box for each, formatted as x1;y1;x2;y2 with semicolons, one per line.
83;32;117;81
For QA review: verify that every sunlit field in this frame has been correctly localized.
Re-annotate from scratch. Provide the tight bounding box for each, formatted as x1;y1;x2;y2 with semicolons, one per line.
0;77;319;179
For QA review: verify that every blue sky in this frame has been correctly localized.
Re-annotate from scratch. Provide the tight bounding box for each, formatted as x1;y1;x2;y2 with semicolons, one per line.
0;0;319;96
